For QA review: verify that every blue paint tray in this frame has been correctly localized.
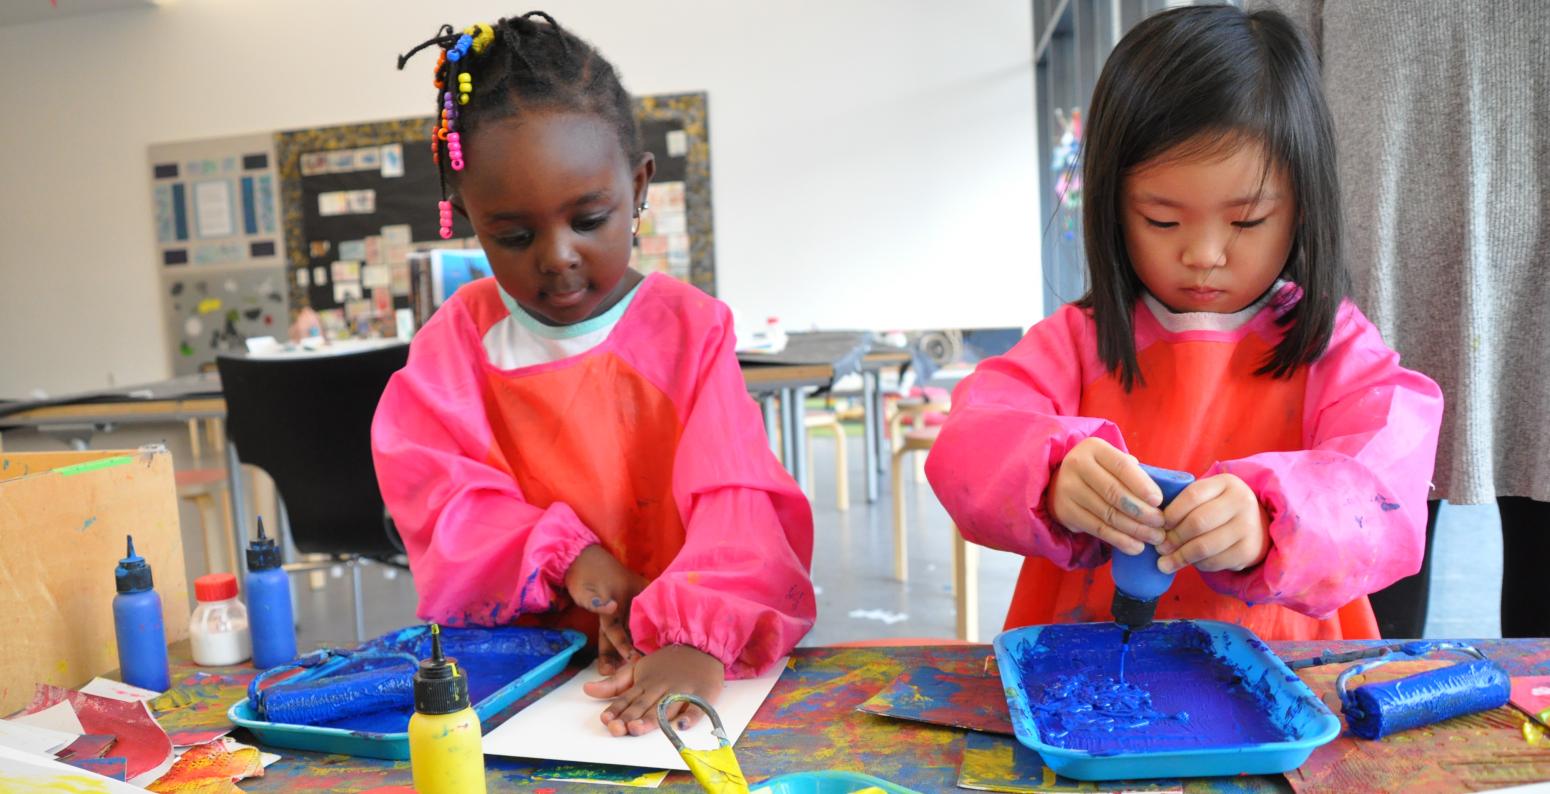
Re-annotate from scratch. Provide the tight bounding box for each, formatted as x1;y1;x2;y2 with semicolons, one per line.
992;620;1339;781
229;625;584;760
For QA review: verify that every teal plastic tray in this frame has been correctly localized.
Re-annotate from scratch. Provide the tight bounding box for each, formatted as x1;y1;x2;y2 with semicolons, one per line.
993;620;1340;781
751;770;919;793
228;628;584;760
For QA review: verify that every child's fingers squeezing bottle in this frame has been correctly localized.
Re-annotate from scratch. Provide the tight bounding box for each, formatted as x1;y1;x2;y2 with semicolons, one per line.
564;545;648;673
1050;437;1167;555
1155;473;1270;574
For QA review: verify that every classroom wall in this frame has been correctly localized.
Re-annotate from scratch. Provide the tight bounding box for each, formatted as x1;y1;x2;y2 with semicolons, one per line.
0;0;1040;396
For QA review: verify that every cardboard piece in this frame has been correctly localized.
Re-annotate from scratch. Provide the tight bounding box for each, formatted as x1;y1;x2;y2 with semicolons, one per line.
0;447;189;715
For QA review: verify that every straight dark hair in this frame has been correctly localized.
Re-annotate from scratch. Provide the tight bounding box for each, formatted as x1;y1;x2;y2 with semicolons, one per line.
1077;4;1349;390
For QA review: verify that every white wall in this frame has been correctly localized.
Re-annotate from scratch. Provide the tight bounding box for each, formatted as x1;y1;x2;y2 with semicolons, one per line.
0;0;1039;396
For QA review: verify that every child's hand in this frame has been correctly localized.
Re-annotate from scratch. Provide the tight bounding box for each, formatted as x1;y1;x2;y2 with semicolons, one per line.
564;545;648;675
1049;437;1167;554
1157;474;1270;573
582;645;726;737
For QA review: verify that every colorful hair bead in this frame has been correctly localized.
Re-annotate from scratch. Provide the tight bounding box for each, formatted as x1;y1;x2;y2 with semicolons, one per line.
448;132;464;171
438;200;454;239
467;23;495;55
458;72;472;105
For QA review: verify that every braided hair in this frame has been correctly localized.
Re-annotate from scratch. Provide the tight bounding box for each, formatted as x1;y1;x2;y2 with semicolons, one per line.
397;12;644;238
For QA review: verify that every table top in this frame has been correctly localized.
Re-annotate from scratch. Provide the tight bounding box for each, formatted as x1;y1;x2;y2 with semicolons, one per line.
144;637;1550;793
0;360;842;429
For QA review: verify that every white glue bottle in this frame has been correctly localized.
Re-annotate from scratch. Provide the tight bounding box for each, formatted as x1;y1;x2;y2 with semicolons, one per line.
189;573;252;666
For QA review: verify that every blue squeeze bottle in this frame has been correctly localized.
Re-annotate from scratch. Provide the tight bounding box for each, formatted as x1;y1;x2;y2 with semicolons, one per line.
1109;464;1195;631
113;535;171;692
245;517;297;669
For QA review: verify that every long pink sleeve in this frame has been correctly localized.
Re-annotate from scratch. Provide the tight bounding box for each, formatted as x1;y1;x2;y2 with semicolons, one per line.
628;311;815;678
1200;303;1444;618
372;302;599;626
926;306;1126;570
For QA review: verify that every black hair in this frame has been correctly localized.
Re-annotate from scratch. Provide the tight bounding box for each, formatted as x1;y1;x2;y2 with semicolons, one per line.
1077;4;1348;390
397;12;644;201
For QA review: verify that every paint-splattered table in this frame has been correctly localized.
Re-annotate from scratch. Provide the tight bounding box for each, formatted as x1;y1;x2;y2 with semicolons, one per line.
150;638;1550;792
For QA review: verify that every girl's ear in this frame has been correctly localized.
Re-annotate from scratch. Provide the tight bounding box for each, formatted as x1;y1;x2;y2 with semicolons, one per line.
632;152;657;211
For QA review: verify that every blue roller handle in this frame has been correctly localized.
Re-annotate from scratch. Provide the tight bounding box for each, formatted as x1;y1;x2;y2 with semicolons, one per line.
1111;463;1194;600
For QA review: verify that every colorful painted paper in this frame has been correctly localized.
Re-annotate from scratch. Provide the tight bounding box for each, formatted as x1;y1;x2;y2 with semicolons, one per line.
958;732;1182;793
24;685;172;782
856;666;1013;735
530;760;668;788
1511;676;1550;726
1288;660;1550;794
148;738;263;794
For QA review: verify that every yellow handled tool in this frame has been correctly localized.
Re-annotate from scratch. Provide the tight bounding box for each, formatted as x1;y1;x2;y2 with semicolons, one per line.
659;693;750;794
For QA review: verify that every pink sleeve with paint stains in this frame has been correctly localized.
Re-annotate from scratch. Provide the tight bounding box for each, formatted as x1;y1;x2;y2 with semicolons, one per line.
623;294;816;679
1199;301;1443;619
371;297;599;625
925;305;1127;569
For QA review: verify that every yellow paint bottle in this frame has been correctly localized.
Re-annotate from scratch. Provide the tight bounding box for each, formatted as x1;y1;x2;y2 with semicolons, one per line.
408;624;486;794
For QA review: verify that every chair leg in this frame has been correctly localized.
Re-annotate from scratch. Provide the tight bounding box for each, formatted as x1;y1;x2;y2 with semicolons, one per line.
191;492;224;575
891;447;908;582
351;558;367;642
805;432;815;499
953;523;979;642
830;421;849;511
915;448;928;483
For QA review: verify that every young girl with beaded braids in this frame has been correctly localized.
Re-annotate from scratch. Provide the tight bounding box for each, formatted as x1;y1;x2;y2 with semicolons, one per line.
371;13;814;736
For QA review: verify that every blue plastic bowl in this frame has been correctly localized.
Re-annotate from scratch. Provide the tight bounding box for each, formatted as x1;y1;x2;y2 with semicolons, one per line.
993;620;1340;781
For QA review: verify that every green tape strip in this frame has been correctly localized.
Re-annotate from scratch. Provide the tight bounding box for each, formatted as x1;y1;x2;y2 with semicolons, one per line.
54;455;135;476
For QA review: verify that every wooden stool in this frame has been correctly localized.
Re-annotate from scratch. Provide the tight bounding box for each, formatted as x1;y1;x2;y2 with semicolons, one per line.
891;425;979;641
177;417;237;576
888;397;950;483
803;410;850;511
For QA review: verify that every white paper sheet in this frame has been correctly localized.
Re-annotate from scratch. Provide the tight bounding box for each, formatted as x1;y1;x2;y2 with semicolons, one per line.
7;702;84;736
0;719;75;757
0;743;144;792
482;659;787;771
79;677;162;703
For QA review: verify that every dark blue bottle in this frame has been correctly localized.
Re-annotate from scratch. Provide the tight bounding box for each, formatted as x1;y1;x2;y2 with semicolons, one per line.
113;535;170;692
1110;464;1195;630
245;517;297;669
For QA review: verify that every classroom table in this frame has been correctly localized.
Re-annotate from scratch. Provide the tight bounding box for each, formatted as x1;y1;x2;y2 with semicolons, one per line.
739;331;872;494
0;360;842;575
144;637;1550;793
859;347;913;503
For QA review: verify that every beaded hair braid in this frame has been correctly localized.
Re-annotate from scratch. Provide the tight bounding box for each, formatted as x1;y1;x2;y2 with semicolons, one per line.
396;12;644;239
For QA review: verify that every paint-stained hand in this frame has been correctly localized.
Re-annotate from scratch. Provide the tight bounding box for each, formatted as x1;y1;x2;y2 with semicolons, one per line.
582;645;725;737
564;545;648;675
1049;437;1166;554
1156;473;1269;574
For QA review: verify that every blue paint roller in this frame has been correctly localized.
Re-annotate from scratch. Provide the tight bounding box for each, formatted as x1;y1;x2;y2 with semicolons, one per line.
1109;463;1194;631
1334;641;1510;740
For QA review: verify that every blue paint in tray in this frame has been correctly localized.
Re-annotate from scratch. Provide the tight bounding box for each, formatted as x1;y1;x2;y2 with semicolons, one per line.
993;620;1339;781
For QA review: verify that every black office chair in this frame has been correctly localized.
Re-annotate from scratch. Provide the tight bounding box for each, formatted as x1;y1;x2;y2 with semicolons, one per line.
217;342;409;640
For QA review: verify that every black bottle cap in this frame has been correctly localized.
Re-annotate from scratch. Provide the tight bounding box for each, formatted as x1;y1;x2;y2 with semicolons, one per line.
115;535;154;594
246;516;282;571
413;624;470;715
1111;590;1158;631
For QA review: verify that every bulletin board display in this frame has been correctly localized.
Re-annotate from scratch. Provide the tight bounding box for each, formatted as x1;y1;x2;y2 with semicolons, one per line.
147;132;288;374
273;91;718;331
275;116;477;335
